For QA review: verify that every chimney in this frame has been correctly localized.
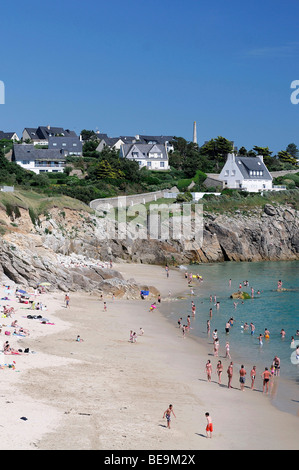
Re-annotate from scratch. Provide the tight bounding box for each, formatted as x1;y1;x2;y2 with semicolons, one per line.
47;125;50;130
257;154;263;163
193;121;197;144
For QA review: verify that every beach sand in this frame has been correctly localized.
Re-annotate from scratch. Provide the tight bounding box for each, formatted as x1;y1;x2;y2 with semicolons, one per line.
0;263;298;450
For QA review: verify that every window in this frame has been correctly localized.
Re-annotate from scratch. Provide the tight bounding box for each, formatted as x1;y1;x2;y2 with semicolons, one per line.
73;143;77;147
147;162;152;167
22;160;30;165
160;162;165;167
225;170;229;176
231;170;236;176
53;143;57;146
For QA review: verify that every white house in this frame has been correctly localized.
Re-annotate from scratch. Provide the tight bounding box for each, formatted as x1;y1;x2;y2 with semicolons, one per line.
0;131;19;141
120;143;169;170
12;144;65;174
96;136;125;153
219;153;273;192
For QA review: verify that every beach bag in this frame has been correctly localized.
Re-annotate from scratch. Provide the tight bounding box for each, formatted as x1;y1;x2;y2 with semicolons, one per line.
5;331;10;336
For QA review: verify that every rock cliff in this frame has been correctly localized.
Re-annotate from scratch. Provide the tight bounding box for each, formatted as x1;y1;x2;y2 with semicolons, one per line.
0;202;297;292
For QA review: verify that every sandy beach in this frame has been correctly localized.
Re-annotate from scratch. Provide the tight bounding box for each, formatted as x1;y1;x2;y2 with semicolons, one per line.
0;263;298;450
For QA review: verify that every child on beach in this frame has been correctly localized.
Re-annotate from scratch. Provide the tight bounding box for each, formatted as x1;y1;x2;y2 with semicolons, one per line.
163;404;176;429
205;412;213;438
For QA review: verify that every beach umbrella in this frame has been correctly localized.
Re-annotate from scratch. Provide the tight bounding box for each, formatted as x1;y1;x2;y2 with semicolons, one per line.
17;289;27;294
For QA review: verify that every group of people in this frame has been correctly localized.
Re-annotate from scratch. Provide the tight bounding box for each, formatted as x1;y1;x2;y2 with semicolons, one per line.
205;358;281;394
129;328;144;343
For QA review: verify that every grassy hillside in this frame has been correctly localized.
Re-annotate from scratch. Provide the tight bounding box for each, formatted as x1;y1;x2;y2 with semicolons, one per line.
0;189;93;219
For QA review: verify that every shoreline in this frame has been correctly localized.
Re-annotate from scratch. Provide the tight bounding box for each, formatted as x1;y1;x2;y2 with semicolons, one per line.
0;263;298;450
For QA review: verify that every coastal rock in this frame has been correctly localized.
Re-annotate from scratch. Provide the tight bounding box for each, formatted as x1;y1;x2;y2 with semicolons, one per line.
230;291;251;299
0;200;298;292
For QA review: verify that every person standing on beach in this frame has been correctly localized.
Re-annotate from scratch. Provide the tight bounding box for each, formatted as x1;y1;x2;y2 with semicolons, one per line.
206;360;212;382
273;356;280;376
216;360;223;384
163;404;176;429
239;365;247;391
205;412;213;438
225;341;231;359
65;294;70;308
250;366;256;390
227;362;233;388
213;337;219;357
261;367;271;394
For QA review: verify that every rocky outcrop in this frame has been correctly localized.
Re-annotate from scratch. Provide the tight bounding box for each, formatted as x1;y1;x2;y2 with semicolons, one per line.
201;204;298;262
0;201;297;292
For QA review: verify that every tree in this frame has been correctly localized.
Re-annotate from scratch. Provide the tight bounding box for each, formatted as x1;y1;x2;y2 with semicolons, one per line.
286;143;299;159
83;140;100;158
199;136;233;170
277;150;297;165
251;146;274;168
170;137;201;176
95;159;124;180
238;146;247;156
80;129;99;141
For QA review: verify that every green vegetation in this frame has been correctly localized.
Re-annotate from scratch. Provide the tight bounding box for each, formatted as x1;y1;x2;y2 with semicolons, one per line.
200;188;299;213
0;188;93;219
273;172;299;189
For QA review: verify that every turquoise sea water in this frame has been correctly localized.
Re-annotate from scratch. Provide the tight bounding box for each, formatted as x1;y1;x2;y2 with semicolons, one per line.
162;261;299;416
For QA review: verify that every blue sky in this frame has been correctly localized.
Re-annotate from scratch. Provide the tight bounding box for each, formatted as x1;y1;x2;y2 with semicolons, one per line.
0;0;298;153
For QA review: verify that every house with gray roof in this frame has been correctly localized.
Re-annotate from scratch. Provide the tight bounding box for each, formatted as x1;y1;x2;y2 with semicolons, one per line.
12;144;66;174
48;136;82;156
22;126;77;145
0;131;20;141
219;153;273;192
136;135;174;152
96;136;125;153
120;143;169;170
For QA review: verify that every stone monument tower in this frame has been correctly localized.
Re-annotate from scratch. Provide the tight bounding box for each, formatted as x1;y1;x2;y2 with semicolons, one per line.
193;121;197;144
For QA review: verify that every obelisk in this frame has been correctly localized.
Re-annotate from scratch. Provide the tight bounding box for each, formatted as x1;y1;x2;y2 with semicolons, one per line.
193;121;197;144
